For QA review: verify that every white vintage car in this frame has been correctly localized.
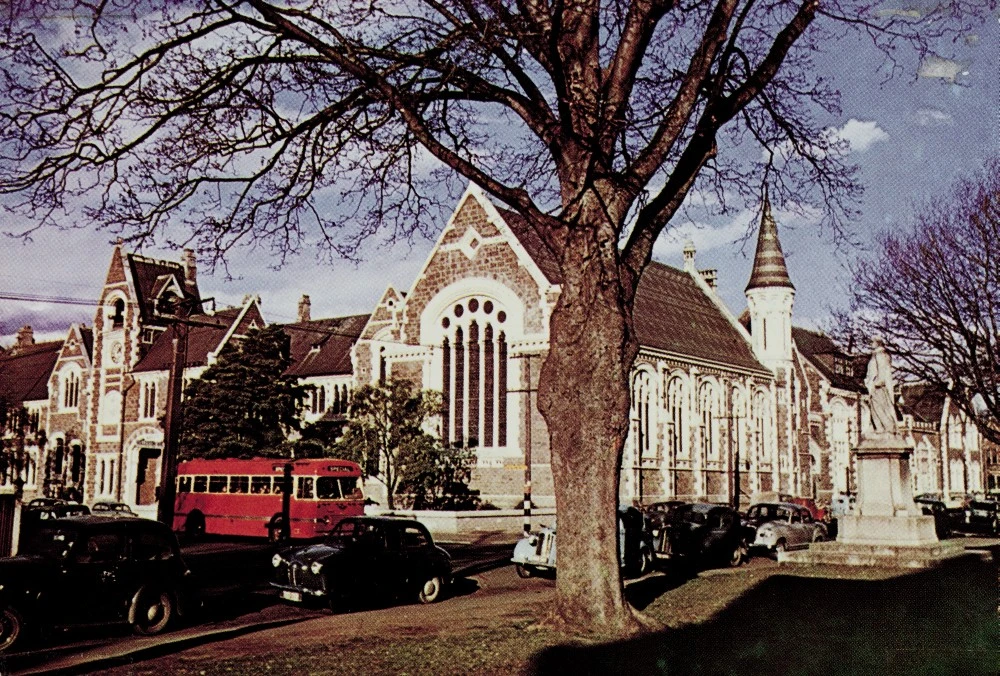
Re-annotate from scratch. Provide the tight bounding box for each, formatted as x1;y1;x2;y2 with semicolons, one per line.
747;502;827;555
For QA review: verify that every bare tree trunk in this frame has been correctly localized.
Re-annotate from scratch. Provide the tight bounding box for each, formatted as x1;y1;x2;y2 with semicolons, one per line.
537;220;643;636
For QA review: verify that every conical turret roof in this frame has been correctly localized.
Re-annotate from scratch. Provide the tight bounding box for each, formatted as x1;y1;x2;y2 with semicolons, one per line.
745;194;794;292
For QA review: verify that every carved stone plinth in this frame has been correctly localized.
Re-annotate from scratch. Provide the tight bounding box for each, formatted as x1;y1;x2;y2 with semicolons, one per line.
781;435;965;568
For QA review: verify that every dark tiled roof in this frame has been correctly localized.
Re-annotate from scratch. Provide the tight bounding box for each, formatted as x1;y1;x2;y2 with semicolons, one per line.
132;309;241;373
283;314;370;378
80;327;93;360
0;341;61;404
746;196;794;292
899;383;946;425
496;208;562;284
634;263;767;373
126;253;201;323
791;327;865;392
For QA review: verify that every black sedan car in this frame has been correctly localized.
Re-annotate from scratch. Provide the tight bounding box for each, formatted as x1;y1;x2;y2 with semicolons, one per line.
913;497;958;539
18;501;91;549
272;516;452;611
665;503;754;568
964;500;1000;535
0;516;196;652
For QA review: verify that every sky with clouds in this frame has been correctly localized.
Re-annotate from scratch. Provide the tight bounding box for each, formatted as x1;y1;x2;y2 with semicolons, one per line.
1;11;998;347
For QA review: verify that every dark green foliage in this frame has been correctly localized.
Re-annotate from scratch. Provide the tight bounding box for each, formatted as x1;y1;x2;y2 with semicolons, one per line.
333;379;476;510
178;326;307;460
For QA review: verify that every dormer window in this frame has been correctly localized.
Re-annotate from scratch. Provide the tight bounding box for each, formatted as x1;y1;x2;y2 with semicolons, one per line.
111;299;125;328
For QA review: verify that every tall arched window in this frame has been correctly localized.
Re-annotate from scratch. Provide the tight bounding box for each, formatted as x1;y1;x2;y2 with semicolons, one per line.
665;376;688;460
753;390;770;467
831;401;850;492
631;370;654;458
699;381;719;461
140;380;157;420
62;368;80;410
440;297;508;449
111;298;125;328
731;387;747;469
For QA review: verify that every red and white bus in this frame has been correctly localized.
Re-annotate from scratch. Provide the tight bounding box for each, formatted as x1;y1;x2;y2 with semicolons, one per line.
173;458;364;540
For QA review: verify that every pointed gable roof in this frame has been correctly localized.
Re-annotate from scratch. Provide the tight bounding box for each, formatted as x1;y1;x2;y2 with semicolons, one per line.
132;307;243;373
634;262;769;373
283;314;370;378
125;252;202;323
495;207;562;284
0;340;61;404
746;195;794;292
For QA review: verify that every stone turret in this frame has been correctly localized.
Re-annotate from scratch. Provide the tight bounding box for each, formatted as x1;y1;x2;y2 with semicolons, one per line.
745;194;795;367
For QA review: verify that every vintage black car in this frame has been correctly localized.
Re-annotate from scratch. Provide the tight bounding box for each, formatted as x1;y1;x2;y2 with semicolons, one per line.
0;516;195;652
18;501;91;548
964;500;1000;535
665;503;754;568
271;516;452;611
91;501;138;518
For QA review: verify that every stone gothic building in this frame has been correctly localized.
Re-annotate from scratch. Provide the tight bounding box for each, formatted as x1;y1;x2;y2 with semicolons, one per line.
351;184;991;508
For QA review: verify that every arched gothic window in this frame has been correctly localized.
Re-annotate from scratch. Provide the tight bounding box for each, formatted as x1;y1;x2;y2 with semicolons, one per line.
699;381;720;461
731;388;747;469
631;370;654;458
752;390;770;466
111;298;125;328
441;297;508;448
665;376;688;460
62;369;80;410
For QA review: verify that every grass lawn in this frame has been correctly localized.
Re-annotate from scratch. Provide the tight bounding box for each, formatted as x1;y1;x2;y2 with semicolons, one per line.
106;555;998;676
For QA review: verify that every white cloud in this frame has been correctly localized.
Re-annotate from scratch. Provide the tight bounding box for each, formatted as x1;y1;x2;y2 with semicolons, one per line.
918;55;969;82
914;108;954;126
836;119;889;153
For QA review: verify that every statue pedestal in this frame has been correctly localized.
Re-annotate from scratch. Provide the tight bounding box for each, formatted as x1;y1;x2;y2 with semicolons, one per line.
781;435;966;567
838;436;937;546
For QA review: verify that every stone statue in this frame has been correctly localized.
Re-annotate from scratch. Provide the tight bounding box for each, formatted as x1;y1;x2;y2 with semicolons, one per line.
864;337;898;436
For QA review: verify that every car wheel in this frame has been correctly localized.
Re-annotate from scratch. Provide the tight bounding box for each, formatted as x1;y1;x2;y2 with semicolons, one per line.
0;606;24;653
515;563;533;579
268;517;287;543
773;539;787;557
131;588;174;636
418;575;445;604
729;539;749;567
812;531;825;543
638;549;654;576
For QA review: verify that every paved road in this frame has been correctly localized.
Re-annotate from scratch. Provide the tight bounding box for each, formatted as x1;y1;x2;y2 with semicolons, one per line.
2;534;518;675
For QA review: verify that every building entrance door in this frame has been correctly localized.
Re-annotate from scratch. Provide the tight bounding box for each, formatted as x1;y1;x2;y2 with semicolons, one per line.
135;447;162;505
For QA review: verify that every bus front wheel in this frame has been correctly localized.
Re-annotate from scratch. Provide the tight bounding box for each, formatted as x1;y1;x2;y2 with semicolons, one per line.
268;516;288;543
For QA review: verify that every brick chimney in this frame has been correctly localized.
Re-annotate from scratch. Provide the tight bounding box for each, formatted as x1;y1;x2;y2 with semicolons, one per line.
182;248;197;286
682;238;696;271
699;269;718;290
13;325;34;354
297;294;311;323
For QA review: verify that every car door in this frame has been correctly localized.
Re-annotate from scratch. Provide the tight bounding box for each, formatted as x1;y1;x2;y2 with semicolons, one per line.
398;524;434;594
787;508;809;547
59;526;131;624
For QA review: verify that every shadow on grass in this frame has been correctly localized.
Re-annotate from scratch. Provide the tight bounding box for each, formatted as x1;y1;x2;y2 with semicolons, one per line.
530;554;998;676
624;568;696;611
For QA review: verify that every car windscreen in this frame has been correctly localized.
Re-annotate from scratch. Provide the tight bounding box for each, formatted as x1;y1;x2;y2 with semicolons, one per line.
21;527;78;560
677;508;708;525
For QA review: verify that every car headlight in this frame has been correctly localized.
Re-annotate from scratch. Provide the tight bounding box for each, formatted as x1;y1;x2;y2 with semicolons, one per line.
310;561;324;575
271;553;283;568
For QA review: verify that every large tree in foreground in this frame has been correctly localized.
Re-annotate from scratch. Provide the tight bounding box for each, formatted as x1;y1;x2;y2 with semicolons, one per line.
0;0;988;634
838;162;1000;445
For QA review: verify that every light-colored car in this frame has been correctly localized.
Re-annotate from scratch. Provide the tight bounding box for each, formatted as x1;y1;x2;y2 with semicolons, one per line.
511;508;654;578
747;502;827;555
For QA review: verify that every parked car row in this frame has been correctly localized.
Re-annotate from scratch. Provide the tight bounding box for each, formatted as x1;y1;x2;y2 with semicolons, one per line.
0;511;453;654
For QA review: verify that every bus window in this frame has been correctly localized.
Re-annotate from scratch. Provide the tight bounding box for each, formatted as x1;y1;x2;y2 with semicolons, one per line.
229;476;249;494
315;476;341;500
251;476;272;494
178;476;192;493
208;476;228;493
193;476;207;493
338;477;363;499
296;476;315;500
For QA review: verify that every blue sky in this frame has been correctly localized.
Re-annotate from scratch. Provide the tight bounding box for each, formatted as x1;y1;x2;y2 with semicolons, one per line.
2;13;997;346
